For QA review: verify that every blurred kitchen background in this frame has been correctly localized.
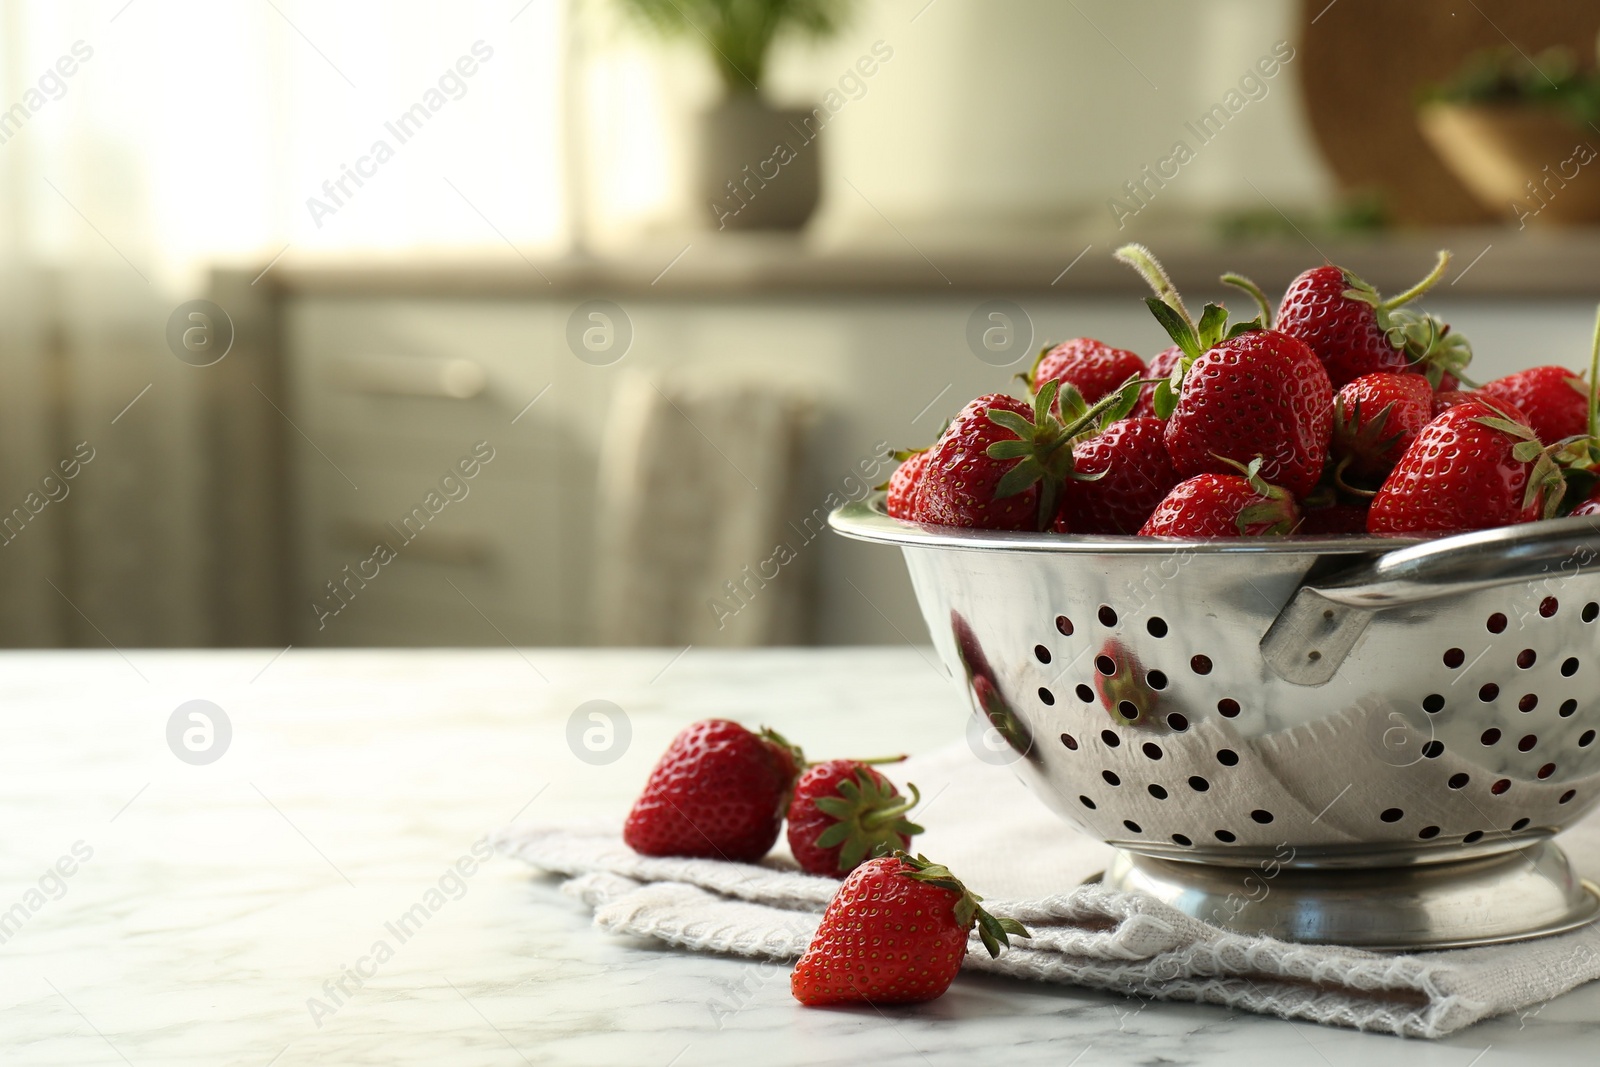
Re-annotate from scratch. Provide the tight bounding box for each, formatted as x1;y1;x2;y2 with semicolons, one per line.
3;0;1600;650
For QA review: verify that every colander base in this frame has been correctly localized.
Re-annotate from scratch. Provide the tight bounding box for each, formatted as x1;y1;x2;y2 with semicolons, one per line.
1100;840;1600;950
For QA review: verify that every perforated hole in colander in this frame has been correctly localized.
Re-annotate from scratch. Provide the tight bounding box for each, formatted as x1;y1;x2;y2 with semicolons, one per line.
1188;775;1209;791
1147;669;1168;690
1562;789;1578;804
1147;617;1168;638
1034;644;1051;664
1142;742;1163;760
1148;784;1167;799
1463;830;1485;843
1124;820;1141;833
1380;807;1403;822
1099;605;1118;627
1491;779;1511;795
1102;770;1120;786
1424;693;1445;713
1172;833;1192;846
1117;699;1140;721
1488;612;1508;634
1519;694;1538;712
1449;772;1470;789
1215;829;1236;842
1191;654;1213;675
1482;728;1502;746
1512;817;1532;830
1541;597;1560;617
1518;649;1537;669
1039;687;1055;705
1518;734;1538;752
1076;684;1094;703
1582;730;1596;747
1166;713;1189;732
1217;749;1239;766
1585;602;1599;623
1444;647;1465;668
1095;655;1116;676
1079;795;1095;809
1419;825;1440;839
1101;729;1120;748
1250;809;1274;824
1562;698;1579;717
1480;683;1500;702
1538;764;1556;779
1061;733;1078;750
1218;698;1241;718
1422;740;1444;758
1563;657;1581;677
1056;615;1074;636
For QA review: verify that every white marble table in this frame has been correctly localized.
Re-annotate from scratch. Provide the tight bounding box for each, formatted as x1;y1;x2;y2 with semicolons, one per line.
3;648;1598;1066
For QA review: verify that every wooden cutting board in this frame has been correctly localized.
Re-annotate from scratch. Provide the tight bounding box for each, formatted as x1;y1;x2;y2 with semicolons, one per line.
1298;0;1600;225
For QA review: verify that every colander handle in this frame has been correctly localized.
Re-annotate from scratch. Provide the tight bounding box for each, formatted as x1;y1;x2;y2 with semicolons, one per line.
1261;515;1600;686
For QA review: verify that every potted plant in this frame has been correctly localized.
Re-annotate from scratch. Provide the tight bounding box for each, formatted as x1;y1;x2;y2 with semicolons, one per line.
1417;44;1600;227
615;0;853;231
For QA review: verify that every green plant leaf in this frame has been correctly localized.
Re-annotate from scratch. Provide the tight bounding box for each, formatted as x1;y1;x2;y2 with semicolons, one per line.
1143;297;1200;360
1152;378;1177;419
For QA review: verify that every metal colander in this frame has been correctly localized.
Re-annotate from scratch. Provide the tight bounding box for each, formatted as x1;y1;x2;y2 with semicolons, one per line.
831;501;1600;948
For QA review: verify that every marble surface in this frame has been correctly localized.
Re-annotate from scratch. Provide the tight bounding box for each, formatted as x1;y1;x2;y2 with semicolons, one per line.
4;647;1599;1065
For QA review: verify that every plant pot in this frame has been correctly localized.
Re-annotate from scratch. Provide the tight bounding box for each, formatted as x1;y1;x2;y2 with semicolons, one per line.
1417;102;1600;227
693;97;820;232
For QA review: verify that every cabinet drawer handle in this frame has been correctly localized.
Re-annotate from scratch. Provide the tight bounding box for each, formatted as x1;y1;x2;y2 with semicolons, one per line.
334;356;487;399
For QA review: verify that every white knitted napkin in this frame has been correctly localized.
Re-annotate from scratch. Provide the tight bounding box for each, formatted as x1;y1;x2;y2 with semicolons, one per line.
498;744;1600;1038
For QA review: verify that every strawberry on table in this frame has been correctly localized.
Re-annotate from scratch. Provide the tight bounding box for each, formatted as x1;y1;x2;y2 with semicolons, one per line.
1273;253;1459;388
786;760;923;877
1115;243;1332;499
1053;416;1179;534
1368;398;1565;536
1028;338;1145;405
1138;457;1301;538
1331;372;1436;487
884;448;930;520
790;851;1029;1006
1481;366;1590;445
624;720;804;862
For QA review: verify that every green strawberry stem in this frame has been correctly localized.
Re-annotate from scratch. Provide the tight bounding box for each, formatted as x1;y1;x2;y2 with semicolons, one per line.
814;771;925;872
1220;272;1273;327
1114;243;1193;331
860;781;919;831
1588;301;1600;441
892;850;1031;958
1377;250;1451;311
1214;455;1299;535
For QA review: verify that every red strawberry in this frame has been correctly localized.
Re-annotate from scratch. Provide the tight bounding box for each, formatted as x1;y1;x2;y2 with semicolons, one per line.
790;852;1028;1006
1574;488;1600;517
1368;399;1564;536
1481;366;1590;445
885;449;929;520
1166;329;1330;498
1028;338;1145;405
1052;417;1179;534
1116;244;1332;498
1132;345;1183;418
916;381;1130;531
1298;502;1371;535
624;720;803;862
1139;458;1300;537
1273;254;1455;389
1331;372;1436;485
786;760;923;877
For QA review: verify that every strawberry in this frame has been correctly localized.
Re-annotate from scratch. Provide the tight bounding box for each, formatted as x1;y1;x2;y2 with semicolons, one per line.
1298;502;1371;535
1272;254;1459;389
790;852;1029;1006
1052;416;1179;534
1116;245;1332;498
1138;457;1301;537
786;760;923;877
1574;489;1600;517
1131;345;1183;419
1368;399;1565;536
624;720;804;862
885;448;929;520
1028;338;1145;405
1481;366;1590;445
916;381;1138;531
1331;372;1436;486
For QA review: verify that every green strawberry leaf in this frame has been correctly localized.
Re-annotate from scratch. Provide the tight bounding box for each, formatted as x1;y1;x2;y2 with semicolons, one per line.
985;439;1033;460
986;409;1034;437
1152;378;1177;419
1196;302;1229;350
1096;376;1142;429
1143;296;1200;361
1225;317;1264;339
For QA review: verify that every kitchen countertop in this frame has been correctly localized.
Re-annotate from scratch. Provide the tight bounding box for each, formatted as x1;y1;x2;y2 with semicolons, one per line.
5;647;1600;1065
